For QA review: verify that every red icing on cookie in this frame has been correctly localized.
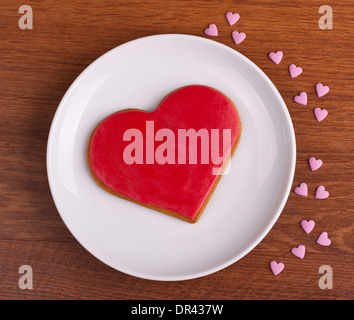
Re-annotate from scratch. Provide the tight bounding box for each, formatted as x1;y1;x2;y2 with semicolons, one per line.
88;85;241;221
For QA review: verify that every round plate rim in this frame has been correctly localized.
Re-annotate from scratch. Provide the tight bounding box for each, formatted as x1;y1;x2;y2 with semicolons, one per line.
46;34;296;281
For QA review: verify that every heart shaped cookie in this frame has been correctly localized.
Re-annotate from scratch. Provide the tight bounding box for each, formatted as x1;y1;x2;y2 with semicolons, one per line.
88;85;241;223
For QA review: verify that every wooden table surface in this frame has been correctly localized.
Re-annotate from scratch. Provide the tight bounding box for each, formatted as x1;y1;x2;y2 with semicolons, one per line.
0;0;353;300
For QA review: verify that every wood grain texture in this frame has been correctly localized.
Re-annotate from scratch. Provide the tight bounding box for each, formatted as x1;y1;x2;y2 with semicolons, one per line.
0;0;353;299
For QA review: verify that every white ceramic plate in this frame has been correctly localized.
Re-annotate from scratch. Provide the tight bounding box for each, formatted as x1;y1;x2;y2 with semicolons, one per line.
47;34;296;281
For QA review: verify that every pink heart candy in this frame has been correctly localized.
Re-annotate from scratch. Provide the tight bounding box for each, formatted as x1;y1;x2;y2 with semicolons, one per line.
309;157;323;171
301;220;315;234
294;183;308;197
226;12;240;25
316;83;330;97
294;92;307;105
269;51;283;65
270;261;285;276
291;245;306;259
289;64;303;78
232;31;246;45
314;107;328;122
204;24;218;37
315;185;329;199
317;232;331;246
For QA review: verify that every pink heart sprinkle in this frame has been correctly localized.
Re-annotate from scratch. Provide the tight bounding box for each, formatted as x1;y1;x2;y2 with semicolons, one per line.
289;64;303;78
317;232;331;246
316;83;330;97
314;107;328;122
309;157;323;171
291;245;306;259
204;24;218;37
232;31;246;45
270;261;284;275
269;51;283;65
294;183;308;197
315;185;329;199
301;220;315;234
226;12;240;25
294;92;307;105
